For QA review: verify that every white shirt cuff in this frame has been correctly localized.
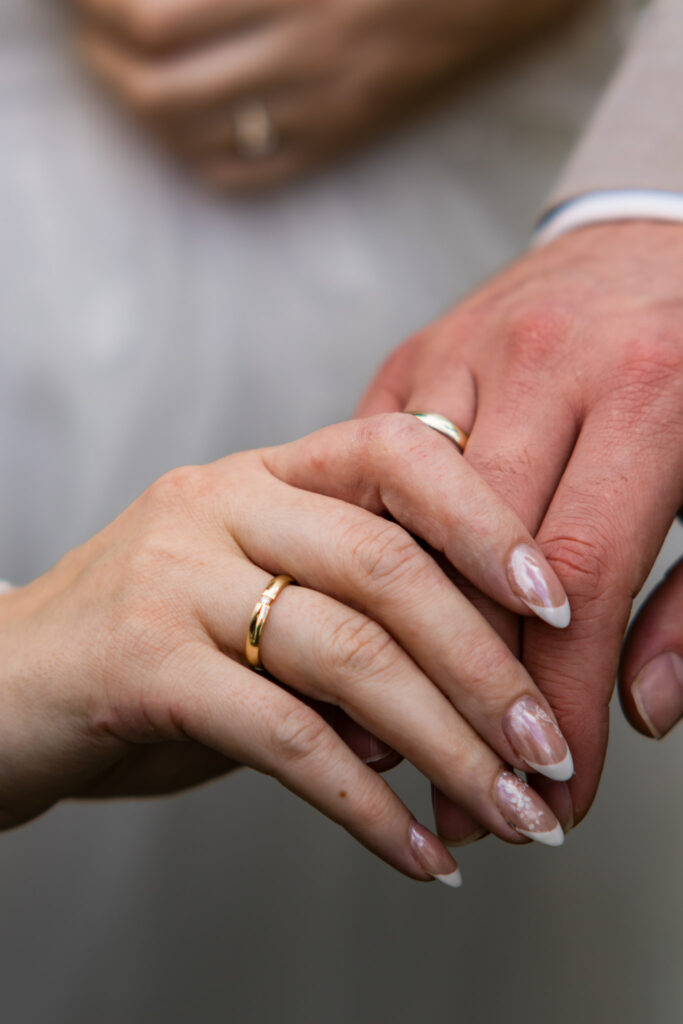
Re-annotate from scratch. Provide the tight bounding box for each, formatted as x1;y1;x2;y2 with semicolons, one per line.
532;189;683;248
0;581;14;593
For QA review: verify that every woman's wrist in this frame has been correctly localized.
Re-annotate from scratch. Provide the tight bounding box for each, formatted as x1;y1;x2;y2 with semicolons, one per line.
0;572;119;829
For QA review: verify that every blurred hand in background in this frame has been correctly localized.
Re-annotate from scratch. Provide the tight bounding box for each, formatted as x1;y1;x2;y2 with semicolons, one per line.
73;0;582;190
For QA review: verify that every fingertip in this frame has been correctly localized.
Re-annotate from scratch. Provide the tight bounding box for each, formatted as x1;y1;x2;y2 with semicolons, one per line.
526;747;574;782
531;778;574;834
434;867;463;889
536;596;571;630
630;653;683;740
619;555;683;740
515;822;565;847
507;544;571;628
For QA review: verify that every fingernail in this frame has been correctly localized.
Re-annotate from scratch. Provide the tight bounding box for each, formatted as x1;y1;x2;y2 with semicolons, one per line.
493;770;564;846
502;696;574;781
535;779;575;834
442;827;488;848
632;652;683;739
359;736;394;765
335;714;394;765
506;543;570;629
408;821;463;887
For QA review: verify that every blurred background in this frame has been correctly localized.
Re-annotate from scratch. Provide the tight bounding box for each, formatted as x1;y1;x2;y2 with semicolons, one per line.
0;0;680;1020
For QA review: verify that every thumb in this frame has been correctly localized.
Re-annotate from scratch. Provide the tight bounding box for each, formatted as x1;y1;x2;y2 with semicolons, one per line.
619;554;683;740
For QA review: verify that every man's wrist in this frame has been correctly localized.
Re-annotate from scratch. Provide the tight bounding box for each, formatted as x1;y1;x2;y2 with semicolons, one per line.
532;189;683;248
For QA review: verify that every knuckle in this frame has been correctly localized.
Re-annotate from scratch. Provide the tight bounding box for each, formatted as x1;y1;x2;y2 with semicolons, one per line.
326;612;396;680
352;781;394;833
609;326;683;411
540;510;619;606
269;704;329;767
346;413;426;504
146;465;204;513
343;515;419;592
359;411;429;458
620;321;683;374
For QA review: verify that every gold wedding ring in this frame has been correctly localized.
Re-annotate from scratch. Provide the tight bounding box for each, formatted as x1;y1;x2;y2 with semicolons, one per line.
407;411;469;454
245;574;297;672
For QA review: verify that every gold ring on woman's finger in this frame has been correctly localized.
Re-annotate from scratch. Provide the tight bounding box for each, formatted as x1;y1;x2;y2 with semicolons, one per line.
245;574;297;672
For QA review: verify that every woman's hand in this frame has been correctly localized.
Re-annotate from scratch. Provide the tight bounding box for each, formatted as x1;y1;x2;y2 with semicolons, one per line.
73;0;580;190
0;414;572;882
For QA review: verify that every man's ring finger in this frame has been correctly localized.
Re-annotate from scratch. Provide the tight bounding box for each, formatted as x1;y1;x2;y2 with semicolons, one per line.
407;411;469;454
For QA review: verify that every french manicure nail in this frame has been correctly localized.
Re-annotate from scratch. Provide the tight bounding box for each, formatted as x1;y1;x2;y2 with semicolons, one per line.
506;543;570;629
408;821;463;887
502;696;574;781
632;652;683;738
493;770;564;846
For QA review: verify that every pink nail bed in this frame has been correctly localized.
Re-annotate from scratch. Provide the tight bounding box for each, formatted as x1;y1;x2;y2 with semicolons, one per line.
632;652;683;738
408;821;462;888
493;771;564;847
502;696;574;781
506;543;570;629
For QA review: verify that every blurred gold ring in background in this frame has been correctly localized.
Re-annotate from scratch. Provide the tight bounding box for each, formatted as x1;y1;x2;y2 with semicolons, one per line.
232;99;279;160
407;411;469;454
245;574;297;672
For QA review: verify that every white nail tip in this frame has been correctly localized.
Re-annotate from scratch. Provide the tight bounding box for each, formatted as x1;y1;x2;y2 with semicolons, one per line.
529;597;571;629
526;748;574;782
434;868;463;888
515;822;565;847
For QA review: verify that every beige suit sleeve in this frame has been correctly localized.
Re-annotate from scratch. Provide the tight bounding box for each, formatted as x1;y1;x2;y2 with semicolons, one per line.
548;0;683;206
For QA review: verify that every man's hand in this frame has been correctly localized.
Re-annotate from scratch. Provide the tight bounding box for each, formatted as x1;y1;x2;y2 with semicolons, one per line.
72;0;580;191
358;221;683;834
620;551;683;741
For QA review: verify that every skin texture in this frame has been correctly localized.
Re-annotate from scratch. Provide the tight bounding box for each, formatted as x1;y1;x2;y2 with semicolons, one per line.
358;221;683;840
72;0;583;190
0;413;575;879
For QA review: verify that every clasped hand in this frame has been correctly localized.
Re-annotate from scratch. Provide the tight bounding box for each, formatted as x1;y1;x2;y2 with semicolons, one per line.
0;413;576;883
360;221;683;840
73;0;577;190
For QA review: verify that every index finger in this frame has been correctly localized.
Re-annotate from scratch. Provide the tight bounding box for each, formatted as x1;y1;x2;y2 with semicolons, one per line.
264;413;571;629
523;403;683;822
